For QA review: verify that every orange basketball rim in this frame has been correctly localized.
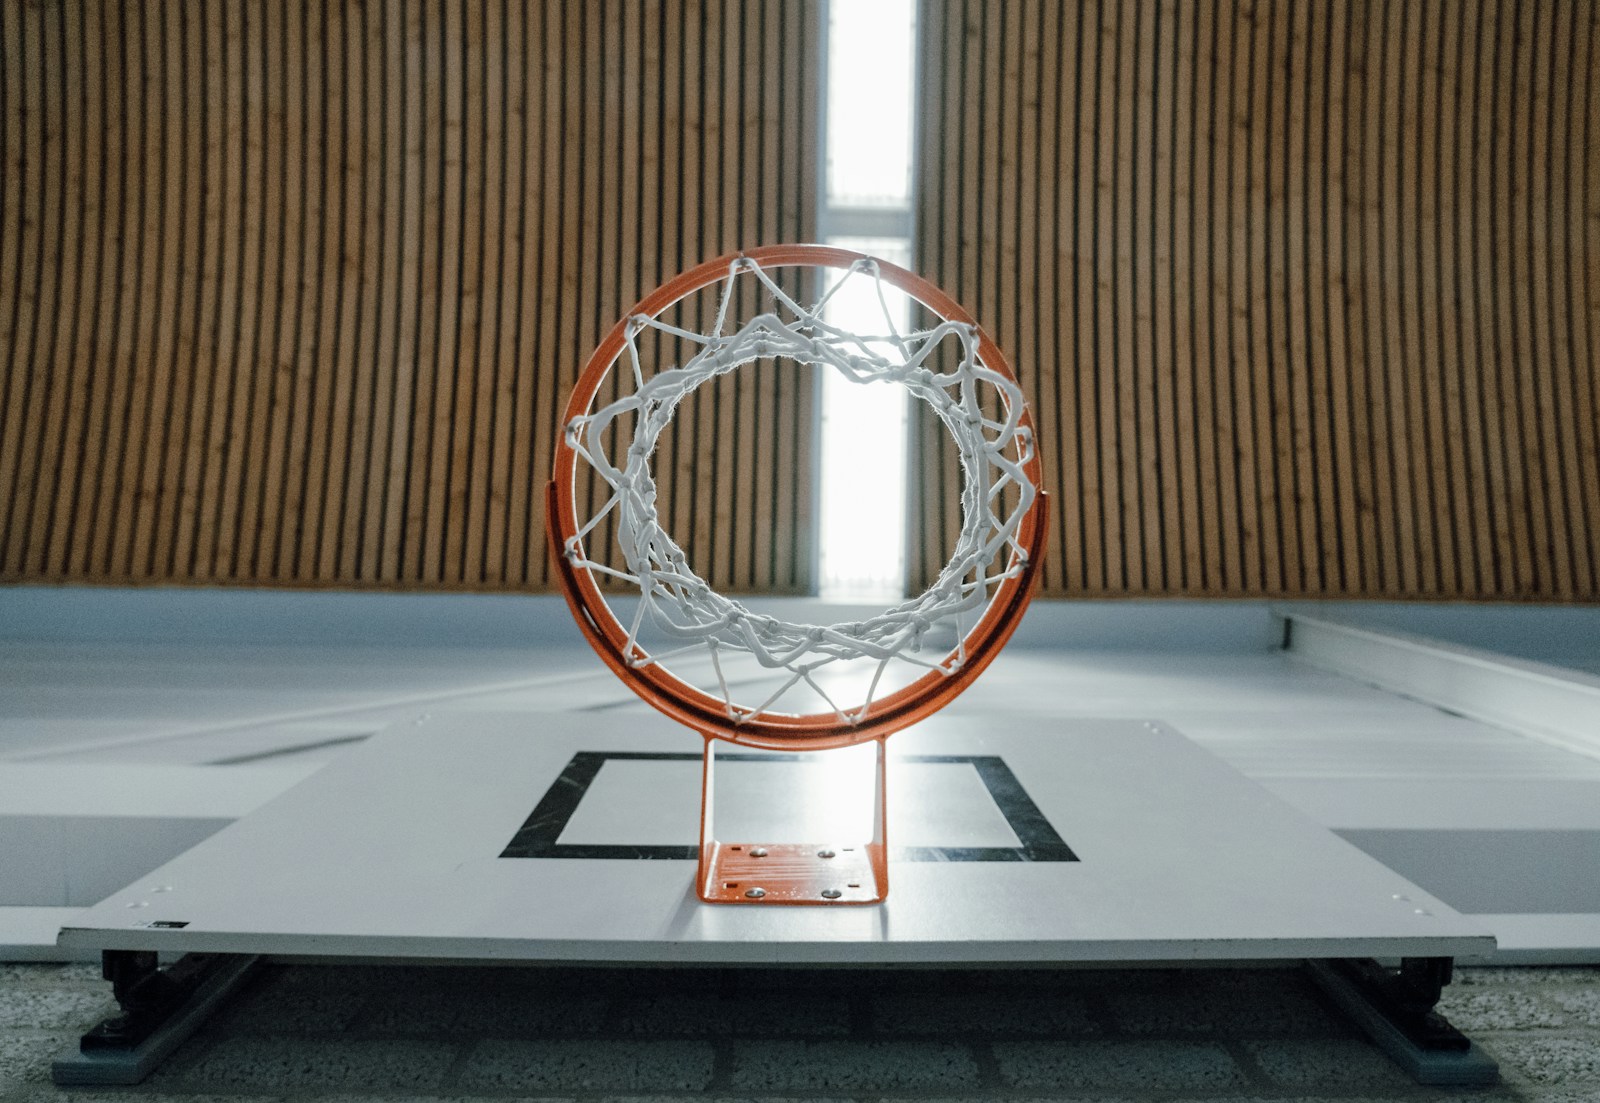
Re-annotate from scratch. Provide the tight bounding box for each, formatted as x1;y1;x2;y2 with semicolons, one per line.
545;242;1047;903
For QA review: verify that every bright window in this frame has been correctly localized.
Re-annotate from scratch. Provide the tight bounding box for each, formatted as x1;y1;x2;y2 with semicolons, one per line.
825;0;917;209
817;1;918;602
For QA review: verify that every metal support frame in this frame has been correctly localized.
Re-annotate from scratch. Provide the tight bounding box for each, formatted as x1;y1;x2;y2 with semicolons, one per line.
1306;957;1499;1086
696;737;889;904
53;950;260;1086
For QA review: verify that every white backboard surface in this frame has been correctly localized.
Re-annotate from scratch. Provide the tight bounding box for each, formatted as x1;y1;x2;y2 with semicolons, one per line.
59;710;1493;964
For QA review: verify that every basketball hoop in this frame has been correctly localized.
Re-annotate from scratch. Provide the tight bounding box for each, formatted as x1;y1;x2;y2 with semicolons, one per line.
547;243;1047;904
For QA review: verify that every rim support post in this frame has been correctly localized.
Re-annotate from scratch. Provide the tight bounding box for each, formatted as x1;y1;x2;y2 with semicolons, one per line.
696;737;889;905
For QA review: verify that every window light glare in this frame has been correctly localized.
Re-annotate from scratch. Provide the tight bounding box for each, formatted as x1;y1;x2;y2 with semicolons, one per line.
826;0;917;208
818;240;912;602
817;0;918;603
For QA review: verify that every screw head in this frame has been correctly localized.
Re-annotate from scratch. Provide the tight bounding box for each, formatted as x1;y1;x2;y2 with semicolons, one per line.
817;849;836;859
821;889;843;899
750;847;768;858
744;887;766;899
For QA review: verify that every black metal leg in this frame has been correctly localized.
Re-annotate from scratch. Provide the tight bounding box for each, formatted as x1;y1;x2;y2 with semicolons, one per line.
83;951;213;1050
1328;956;1470;1051
53;951;260;1085
1307;956;1498;1086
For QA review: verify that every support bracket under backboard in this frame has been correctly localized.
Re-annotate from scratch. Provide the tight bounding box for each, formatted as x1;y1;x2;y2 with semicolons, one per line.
1307;958;1499;1086
696;737;889;904
53;951;260;1086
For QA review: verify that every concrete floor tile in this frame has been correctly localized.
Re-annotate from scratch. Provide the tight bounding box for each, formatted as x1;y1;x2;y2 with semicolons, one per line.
1201;967;1312;992
997;966;1198;993
216;970;372;1034
269;964;417;992
355;983;608;1036
448;993;613;1037
0;1031;72;1093
1436;988;1569;1031
0;964;99;987
1547;987;1600;1027
729;1039;981;1091
609;993;850;1036
894;1097;1144;1103
0;987;117;1030
456;1038;715;1092
431;964;701;1000
594;1098;854;1103
1103;981;1347;1037
869;991;1100;1036
163;1037;458;1091
5;958;1599;1101
316;1096;574;1103
992;1040;1245;1091
842;967;1108;995
1457;967;1600;988
527;965;724;997
1485;1034;1600;1086
51;963;103;984
1243;1038;1413;1090
725;968;887;994
20;1093;293;1103
1160;1097;1526;1103
263;964;443;996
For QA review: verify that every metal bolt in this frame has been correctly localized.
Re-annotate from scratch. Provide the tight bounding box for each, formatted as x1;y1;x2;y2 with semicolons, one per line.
744;887;766;899
750;847;768;858
818;849;836;859
821;889;842;899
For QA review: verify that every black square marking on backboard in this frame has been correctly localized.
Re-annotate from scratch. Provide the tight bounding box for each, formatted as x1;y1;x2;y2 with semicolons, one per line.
499;751;1077;863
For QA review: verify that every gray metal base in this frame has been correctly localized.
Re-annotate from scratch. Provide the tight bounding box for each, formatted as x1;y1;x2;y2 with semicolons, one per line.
1306;959;1499;1086
52;954;260;1085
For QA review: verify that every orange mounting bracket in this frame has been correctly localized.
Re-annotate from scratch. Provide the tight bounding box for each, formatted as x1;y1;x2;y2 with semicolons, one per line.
696;736;890;905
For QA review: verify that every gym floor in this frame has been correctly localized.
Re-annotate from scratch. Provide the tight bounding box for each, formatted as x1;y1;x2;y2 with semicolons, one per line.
3;958;1600;1100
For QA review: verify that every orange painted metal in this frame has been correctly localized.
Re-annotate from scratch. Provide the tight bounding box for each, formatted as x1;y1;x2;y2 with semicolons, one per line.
546;243;1050;754
694;736;890;905
699;842;887;904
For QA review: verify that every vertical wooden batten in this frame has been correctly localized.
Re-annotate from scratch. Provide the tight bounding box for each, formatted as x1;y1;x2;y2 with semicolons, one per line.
913;0;1600;600
0;0;820;593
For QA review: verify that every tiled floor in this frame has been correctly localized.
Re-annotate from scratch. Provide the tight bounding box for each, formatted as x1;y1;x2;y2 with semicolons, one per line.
3;959;1599;1100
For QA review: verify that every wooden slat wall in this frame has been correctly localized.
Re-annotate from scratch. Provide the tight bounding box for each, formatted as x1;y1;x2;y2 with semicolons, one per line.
914;0;1600;600
0;0;818;592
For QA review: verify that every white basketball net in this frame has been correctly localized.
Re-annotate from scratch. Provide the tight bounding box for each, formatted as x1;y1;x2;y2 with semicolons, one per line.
563;254;1037;726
